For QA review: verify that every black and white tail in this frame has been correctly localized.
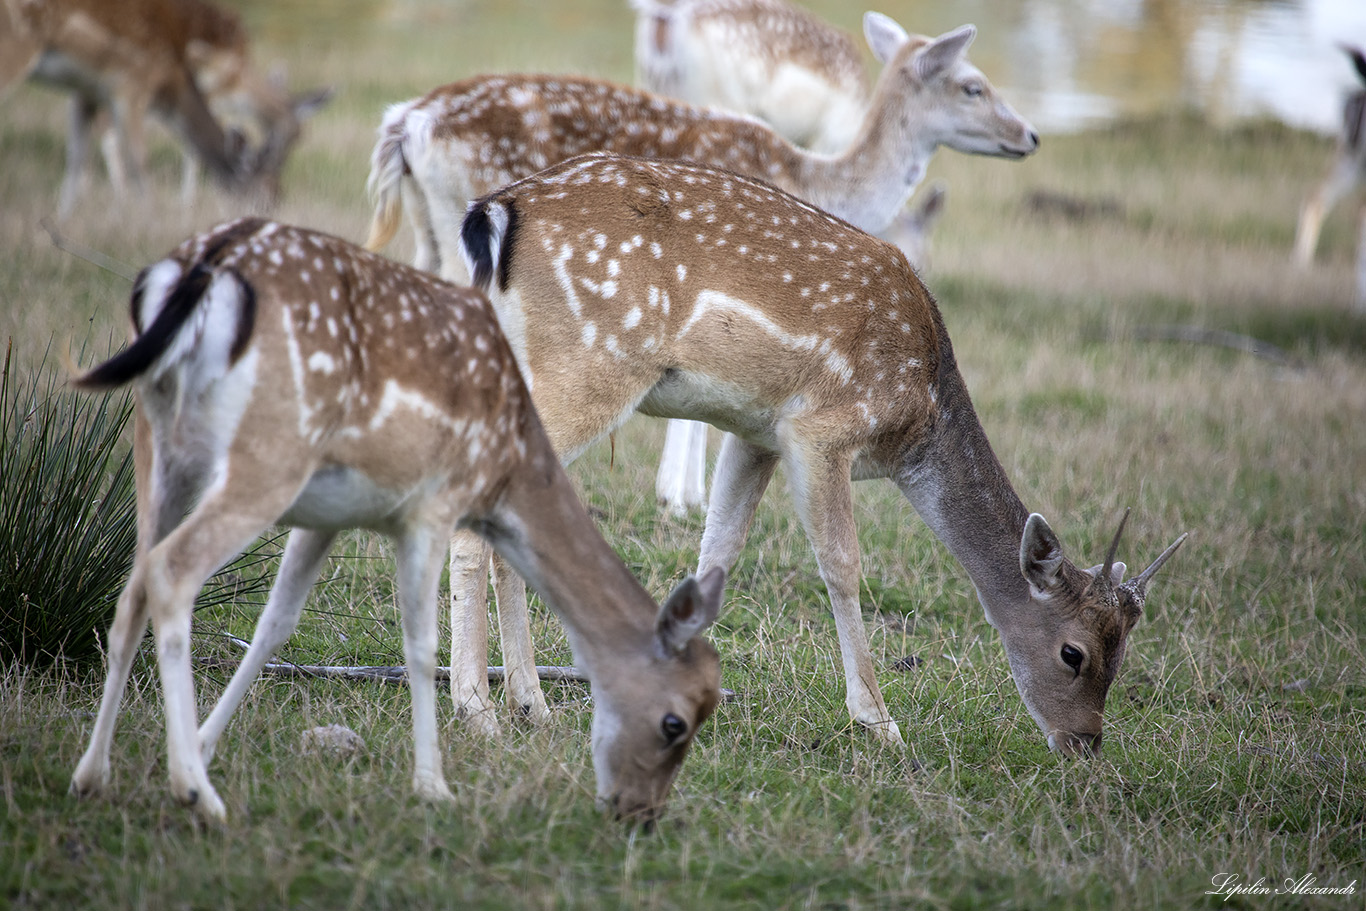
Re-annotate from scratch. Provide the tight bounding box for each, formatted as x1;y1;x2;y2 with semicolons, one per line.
74;219;262;392
459;197;515;293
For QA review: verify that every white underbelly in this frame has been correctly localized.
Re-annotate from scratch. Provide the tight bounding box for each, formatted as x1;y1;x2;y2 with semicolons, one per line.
279;464;411;531
637;369;781;448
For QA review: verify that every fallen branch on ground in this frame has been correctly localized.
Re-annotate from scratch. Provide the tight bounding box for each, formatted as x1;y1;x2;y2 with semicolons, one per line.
195;656;587;684
1126;324;1301;367
194;657;741;701
40;218;140;282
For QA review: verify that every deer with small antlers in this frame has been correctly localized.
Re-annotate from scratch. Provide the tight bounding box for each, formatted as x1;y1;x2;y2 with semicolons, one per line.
68;217;724;824
450;152;1185;753
0;0;330;214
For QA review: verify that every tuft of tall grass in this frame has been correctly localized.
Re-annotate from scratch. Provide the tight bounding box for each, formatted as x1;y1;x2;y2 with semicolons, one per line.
0;339;281;667
0;338;136;666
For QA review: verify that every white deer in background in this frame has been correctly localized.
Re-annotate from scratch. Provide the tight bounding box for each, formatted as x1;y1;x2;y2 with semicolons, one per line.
451;152;1185;752
366;14;1036;522
632;0;870;155
1294;43;1366;310
68;218;724;824
0;0;330;214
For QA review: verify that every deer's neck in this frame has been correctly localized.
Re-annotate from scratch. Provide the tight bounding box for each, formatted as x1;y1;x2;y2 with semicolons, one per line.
893;321;1032;620
478;426;653;672
793;82;936;234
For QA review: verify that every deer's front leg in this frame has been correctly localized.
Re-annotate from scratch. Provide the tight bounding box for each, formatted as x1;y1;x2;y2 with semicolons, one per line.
398;524;455;804
697;433;779;574
448;529;501;738
1295;157;1359;266
783;440;903;747
58;95;99;218
490;554;549;722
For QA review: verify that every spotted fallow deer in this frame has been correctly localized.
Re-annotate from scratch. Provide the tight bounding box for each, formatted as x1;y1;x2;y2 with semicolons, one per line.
67;217;724;824
452;153;1186;754
632;0;870;155
634;2;961;513
365;17;1035;281
0;0;330;215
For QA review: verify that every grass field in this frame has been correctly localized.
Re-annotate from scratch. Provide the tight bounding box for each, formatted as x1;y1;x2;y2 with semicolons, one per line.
2;2;1364;909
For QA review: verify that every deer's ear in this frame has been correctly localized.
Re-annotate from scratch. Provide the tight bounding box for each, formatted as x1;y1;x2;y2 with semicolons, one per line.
1020;513;1065;595
863;12;910;65
914;24;976;81
656;567;725;656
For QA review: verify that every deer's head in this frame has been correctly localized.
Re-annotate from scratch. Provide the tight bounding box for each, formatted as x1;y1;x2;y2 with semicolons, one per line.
864;14;1039;161
212;68;332;204
589;568;724;825
1000;510;1186;756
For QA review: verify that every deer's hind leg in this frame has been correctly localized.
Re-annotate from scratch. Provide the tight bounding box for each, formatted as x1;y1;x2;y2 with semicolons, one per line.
72;411;204;800
198;528;337;763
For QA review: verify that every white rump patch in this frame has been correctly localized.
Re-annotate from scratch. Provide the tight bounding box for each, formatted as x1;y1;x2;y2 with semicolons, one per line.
151;269;248;389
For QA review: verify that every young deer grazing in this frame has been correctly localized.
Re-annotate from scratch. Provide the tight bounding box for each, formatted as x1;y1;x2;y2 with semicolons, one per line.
0;0;329;214
632;0;870;155
455;153;1186;754
67;218;724;824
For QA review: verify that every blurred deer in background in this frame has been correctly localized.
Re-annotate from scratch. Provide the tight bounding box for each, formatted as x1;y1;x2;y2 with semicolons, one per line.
1294;44;1366;272
453;152;1186;753
67;218;724;825
0;0;330;215
632;0;869;155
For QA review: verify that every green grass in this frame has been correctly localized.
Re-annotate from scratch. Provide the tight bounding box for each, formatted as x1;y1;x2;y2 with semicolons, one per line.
1;2;1364;908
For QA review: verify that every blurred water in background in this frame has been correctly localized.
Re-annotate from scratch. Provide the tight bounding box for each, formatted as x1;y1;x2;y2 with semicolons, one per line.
238;0;1366;135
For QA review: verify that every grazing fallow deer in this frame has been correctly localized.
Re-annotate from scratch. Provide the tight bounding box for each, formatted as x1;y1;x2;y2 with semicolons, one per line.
1294;44;1366;267
454;153;1186;754
0;0;329;214
67;218;724;824
632;0;870;155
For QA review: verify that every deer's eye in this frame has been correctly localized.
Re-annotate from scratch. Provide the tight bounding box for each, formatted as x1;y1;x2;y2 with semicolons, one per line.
963;82;983;98
661;713;688;744
1061;644;1085;674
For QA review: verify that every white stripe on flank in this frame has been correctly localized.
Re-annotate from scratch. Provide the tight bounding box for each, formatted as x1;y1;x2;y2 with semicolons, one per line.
676;290;852;383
